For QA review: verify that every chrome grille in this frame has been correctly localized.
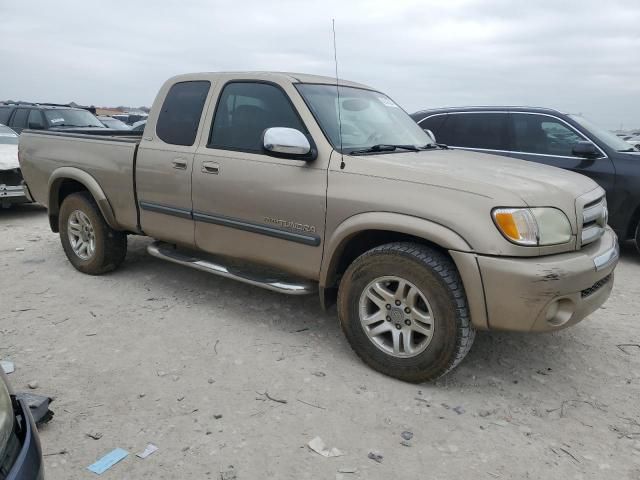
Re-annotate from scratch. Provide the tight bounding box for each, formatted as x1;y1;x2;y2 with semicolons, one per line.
580;196;607;247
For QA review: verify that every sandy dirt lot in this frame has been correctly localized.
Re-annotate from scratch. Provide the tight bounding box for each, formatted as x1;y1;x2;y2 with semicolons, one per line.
1;204;639;479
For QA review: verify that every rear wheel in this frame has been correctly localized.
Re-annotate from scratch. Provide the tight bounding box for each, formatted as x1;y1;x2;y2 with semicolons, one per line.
59;192;127;275
635;221;640;255
337;242;475;383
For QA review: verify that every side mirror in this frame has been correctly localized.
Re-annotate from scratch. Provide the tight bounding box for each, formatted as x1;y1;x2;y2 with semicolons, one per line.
572;141;600;158
263;127;312;158
423;128;436;143
28;122;44;130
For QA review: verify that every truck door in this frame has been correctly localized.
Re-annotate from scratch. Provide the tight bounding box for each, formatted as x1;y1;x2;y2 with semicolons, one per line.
192;80;328;280
135;80;211;247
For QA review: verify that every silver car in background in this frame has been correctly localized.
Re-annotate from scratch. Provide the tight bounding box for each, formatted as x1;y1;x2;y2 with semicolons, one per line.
0;125;30;208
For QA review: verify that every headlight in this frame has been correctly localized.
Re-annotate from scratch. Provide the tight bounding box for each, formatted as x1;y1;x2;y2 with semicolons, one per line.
492;207;572;246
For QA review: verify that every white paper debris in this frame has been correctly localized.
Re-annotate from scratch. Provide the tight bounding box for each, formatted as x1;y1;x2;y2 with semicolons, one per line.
136;443;158;459
1;361;14;374
308;437;344;458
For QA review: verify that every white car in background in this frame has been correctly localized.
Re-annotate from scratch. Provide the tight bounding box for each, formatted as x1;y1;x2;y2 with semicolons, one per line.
625;136;640;150
0;124;30;208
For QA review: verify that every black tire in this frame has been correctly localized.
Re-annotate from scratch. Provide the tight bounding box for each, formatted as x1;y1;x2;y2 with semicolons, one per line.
337;242;475;383
635;221;640;256
59;192;127;275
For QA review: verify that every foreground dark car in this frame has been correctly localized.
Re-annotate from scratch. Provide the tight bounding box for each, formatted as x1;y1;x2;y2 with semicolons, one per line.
412;107;640;253
0;369;43;480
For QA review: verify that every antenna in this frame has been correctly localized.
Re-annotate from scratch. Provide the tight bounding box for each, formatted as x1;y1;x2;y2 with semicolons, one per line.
332;19;345;169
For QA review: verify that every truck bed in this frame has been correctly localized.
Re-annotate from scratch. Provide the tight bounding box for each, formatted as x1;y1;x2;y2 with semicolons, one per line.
19;129;143;232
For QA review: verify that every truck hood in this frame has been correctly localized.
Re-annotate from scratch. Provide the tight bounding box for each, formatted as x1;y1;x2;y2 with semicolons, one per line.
351;148;599;205
0;144;19;171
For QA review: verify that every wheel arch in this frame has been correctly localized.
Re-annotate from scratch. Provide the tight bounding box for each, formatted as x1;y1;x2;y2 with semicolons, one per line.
48;167;119;233
320;212;472;289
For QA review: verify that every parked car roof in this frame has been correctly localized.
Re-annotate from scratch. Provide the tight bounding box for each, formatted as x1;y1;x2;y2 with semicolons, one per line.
411;106;567;119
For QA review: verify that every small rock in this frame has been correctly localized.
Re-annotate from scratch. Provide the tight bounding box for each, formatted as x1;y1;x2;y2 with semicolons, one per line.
15;247;25;252
208;378;215;384
338;467;358;473
220;465;237;480
138;393;146;398
86;431;103;440
172;375;180;382
312;371;326;377
367;451;383;463
452;406;465;415
400;440;412;447
177;395;185;402
478;409;492;417
400;431;414;441
157;371;167;377
214;414;223;419
28;381;38;390
519;426;532;435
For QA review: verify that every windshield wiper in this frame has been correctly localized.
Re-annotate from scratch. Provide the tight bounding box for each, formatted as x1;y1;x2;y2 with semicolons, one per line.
421;143;449;150
350;144;421;155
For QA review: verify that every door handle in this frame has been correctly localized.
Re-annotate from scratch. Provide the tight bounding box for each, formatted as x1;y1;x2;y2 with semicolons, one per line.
202;161;220;175
172;159;188;170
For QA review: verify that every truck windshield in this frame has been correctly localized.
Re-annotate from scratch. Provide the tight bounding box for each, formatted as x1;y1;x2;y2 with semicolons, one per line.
44;109;105;128
296;84;431;154
568;114;635;152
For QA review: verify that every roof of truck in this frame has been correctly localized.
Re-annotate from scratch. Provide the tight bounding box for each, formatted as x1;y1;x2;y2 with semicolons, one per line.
166;71;374;90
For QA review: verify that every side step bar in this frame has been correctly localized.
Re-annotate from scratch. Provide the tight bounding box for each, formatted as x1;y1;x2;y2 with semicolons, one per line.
147;242;317;296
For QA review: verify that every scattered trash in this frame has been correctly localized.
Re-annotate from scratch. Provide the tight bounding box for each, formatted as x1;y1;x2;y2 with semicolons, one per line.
220;465;237;480
15;392;54;425
297;398;326;410
214;414;223;419
27;381;39;390
401;431;413;441
15;247;24;252
307;436;344;457
338;467;358;473
1;360;14;374
617;344;640;355
312;371;326;377
43;449;67;457
86;432;103;440
453;406;465;415
257;391;287;404
87;448;128;475
136;443;158;459
368;451;383;463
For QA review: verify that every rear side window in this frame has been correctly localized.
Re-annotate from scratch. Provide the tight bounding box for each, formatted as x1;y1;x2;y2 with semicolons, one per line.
28;109;44;128
511;114;583;156
209;82;307;152
156;81;210;146
11;109;30;129
0;107;12;125
439;113;509;150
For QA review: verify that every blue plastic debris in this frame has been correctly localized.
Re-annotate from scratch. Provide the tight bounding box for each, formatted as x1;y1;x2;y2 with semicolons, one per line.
87;448;128;475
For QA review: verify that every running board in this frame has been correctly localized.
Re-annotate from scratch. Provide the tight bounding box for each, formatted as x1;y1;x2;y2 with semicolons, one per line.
147;242;317;296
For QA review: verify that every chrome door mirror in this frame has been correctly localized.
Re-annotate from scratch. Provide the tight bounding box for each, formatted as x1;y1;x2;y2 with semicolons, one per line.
423;128;436;143
263;127;311;157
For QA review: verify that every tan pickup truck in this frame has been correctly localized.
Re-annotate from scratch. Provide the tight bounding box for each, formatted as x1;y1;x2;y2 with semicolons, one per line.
18;72;619;382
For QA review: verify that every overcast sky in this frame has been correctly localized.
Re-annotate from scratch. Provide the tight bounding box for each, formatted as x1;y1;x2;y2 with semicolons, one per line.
1;0;638;128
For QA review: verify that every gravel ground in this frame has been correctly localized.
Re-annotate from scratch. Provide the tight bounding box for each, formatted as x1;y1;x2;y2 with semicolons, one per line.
2;204;640;479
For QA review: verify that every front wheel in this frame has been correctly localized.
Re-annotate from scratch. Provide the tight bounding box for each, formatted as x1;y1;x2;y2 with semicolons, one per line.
337;242;475;382
635;221;640;255
59;192;127;275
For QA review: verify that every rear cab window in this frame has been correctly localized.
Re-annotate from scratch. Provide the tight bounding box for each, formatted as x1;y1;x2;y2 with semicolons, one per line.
156;81;211;146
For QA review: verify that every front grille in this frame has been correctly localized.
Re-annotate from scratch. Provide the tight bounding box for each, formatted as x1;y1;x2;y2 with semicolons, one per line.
581;274;612;298
580;196;607;248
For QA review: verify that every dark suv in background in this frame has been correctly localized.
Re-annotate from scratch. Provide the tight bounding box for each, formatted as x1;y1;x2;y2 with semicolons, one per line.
0;104;105;134
412;107;640;253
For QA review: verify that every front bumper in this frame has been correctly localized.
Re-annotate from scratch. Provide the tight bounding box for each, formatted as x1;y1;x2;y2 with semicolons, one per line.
0;184;28;206
5;398;44;480
454;227;618;333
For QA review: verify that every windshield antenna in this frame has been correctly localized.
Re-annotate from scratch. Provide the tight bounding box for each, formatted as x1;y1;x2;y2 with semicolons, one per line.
332;19;345;169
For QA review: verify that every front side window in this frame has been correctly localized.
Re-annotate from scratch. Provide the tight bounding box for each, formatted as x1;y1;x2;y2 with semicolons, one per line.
43;109;104;128
296;84;429;153
156;81;210;146
512;114;584;156
28;109;44;128
568;114;635;152
209;82;307;152
440;113;509;150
